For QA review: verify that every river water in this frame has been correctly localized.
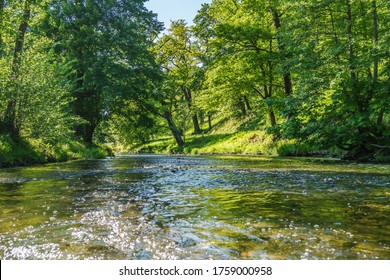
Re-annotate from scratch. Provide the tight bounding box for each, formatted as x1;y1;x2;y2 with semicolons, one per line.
0;154;389;260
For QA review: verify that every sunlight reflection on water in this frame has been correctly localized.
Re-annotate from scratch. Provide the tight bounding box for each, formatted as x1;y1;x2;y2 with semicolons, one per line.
0;155;389;260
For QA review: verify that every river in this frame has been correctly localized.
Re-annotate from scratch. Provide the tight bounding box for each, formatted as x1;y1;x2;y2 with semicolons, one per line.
0;154;389;260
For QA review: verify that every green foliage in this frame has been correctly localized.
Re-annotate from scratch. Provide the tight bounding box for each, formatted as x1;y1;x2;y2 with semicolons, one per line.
1;1;83;145
102;100;163;147
187;0;390;161
151;20;205;147
0;134;45;167
0;0;160;167
42;0;162;143
0;133;109;167
273;0;390;160
2;0;390;165
14;37;83;143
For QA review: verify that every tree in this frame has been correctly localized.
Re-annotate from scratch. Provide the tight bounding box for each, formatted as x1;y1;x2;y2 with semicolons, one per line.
0;0;82;144
45;0;161;143
0;0;5;54
195;0;285;127
277;0;390;159
2;0;32;135
156;20;203;136
152;20;210;147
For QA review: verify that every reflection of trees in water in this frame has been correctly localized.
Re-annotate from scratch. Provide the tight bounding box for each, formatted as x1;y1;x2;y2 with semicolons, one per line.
0;155;389;259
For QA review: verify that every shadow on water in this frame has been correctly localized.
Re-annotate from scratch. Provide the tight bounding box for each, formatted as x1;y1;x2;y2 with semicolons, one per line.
0;155;389;260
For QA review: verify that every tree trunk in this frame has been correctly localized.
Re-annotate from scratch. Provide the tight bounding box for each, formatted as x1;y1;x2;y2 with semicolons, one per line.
238;98;247;116
282;73;293;97
372;0;379;83
208;114;212;131
164;111;184;147
199;110;204;125
3;1;31;135
377;108;384;126
372;1;382;128
269;110;277;127
345;0;359;107
327;7;343;64
329;8;339;46
192;113;202;134
82;124;96;144
244;96;252;111
269;7;293;98
181;86;201;134
74;88;100;143
0;0;5;52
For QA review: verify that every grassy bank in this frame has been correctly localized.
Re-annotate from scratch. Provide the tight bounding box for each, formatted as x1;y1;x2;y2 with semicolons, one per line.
0;134;110;168
132;131;390;162
132;131;341;157
110;115;388;162
127;116;344;159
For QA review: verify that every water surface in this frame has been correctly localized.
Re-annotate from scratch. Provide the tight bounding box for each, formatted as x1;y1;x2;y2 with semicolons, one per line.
0;155;389;260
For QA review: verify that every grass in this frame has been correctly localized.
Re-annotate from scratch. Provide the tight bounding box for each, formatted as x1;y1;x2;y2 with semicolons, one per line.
130;115;341;158
115;114;387;163
134;132;338;157
0;133;110;168
0;134;45;167
183;131;276;155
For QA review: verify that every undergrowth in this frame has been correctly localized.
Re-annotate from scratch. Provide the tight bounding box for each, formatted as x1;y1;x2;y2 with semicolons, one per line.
130;116;343;158
0;134;110;167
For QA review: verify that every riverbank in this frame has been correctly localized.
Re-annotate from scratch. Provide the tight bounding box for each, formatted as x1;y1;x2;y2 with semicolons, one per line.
0;134;110;168
130;132;390;163
126;115;389;163
130;130;343;158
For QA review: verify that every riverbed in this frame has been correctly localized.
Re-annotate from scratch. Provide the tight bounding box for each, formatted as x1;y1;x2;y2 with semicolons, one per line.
0;155;389;259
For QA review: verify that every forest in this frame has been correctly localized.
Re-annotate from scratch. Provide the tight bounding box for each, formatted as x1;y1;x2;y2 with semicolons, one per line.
1;0;390;166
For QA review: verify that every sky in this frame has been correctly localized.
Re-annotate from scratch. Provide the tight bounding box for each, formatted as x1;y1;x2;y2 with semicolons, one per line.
144;0;212;29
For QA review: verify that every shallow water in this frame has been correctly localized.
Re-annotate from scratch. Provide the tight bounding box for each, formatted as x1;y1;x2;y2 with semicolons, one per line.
0;154;389;260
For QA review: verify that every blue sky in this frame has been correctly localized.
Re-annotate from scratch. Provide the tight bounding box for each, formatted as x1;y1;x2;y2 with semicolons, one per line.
145;0;211;29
